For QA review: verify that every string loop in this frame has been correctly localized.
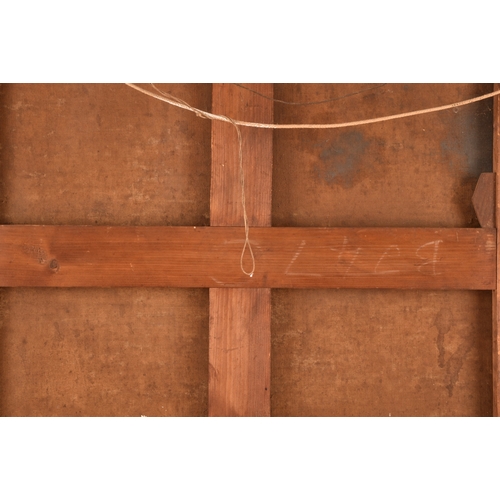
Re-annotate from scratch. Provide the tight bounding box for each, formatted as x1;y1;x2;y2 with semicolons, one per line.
150;84;255;277
227;117;255;278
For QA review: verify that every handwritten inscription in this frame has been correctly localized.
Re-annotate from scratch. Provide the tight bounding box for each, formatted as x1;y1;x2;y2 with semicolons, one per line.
415;240;443;276
285;240;321;276
331;237;362;277
284;239;306;275
374;245;401;275
284;237;445;277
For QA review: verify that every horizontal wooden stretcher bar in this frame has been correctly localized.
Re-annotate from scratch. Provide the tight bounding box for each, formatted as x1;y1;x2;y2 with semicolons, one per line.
0;225;495;289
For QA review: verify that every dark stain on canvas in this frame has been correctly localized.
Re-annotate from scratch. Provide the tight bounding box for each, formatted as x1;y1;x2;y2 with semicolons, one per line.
314;131;371;188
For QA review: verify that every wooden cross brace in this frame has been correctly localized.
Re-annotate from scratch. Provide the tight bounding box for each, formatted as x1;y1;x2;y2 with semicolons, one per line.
1;84;499;416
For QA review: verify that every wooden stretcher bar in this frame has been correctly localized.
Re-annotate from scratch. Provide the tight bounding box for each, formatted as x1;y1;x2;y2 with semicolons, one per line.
209;84;273;416
493;84;500;416
0;225;494;290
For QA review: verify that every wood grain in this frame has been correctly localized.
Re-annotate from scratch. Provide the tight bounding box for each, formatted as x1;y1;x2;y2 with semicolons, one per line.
209;288;271;416
0;225;494;289
210;84;273;227
209;84;273;416
494;83;500;417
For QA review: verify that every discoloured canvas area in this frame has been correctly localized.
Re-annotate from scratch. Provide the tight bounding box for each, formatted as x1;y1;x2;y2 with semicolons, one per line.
272;289;492;416
312;130;380;188
272;84;493;228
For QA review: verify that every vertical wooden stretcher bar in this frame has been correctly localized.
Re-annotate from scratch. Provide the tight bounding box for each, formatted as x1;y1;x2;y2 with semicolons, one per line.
208;84;273;416
493;83;500;416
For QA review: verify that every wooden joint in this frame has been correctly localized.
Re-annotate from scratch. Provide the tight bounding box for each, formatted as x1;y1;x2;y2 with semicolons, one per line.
472;172;495;228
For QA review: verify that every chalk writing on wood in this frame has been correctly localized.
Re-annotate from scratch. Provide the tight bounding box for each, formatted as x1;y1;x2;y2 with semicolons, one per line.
285;240;321;277
415;240;443;276
330;237;362;277
374;245;401;275
290;238;444;277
